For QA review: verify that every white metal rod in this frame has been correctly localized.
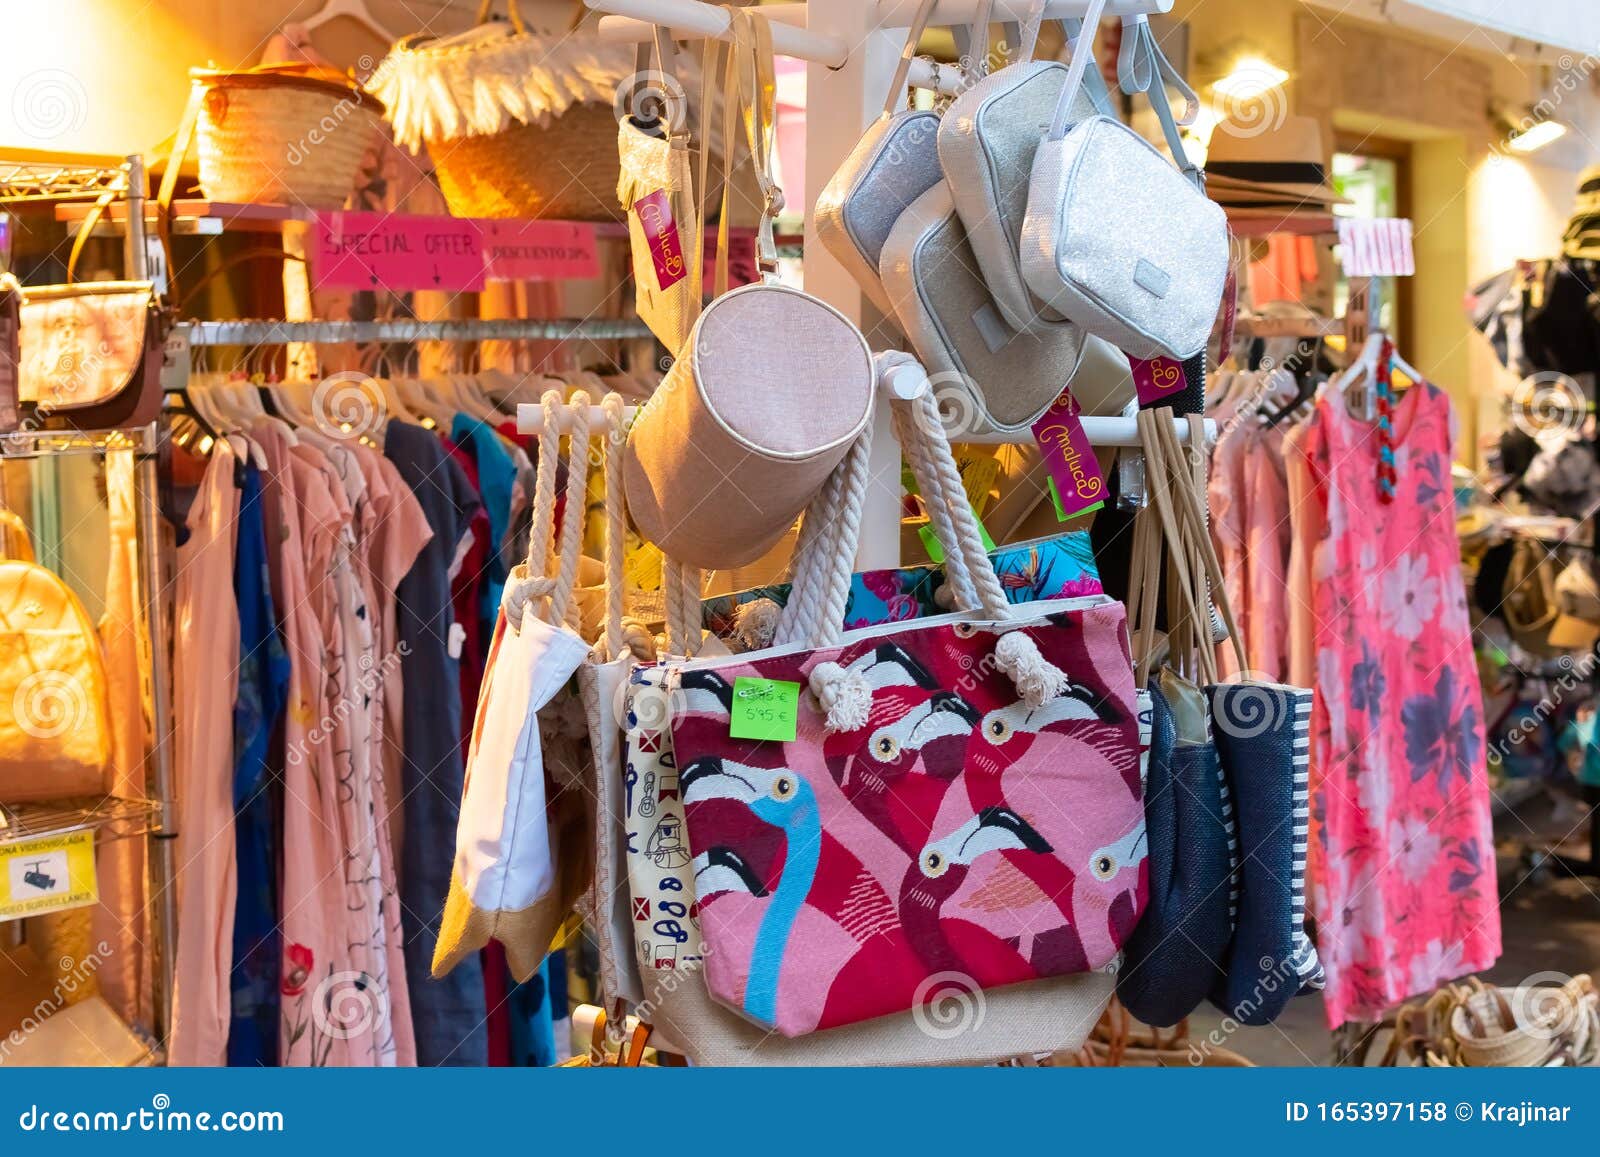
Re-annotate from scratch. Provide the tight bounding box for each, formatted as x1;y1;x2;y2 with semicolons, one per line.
517;403;625;434
907;57;965;96
875;0;1172;23
518;401;1211;448
590;0;850;66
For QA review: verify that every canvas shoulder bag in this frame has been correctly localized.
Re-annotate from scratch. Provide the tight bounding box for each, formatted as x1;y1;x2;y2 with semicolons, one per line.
1020;7;1229;361
664;352;1143;1042
433;390;602;982
618;358;1120;1065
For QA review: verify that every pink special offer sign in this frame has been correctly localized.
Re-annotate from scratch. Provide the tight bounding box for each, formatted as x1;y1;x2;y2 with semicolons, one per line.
483;219;600;282
311;212;486;292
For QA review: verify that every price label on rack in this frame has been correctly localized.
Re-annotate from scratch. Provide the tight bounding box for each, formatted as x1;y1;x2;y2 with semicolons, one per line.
1336;218;1416;277
0;829;97;923
730;677;800;742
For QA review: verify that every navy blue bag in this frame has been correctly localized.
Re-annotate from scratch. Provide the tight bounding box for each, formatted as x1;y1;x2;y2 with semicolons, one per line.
1116;674;1231;1027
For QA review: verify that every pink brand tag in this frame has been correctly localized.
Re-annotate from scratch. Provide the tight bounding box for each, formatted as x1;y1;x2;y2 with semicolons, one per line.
1129;354;1188;407
1217;252;1238;366
1031;390;1106;519
633;190;687;290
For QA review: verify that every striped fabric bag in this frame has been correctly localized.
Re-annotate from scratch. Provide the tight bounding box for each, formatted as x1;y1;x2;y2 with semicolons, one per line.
1147;412;1323;1024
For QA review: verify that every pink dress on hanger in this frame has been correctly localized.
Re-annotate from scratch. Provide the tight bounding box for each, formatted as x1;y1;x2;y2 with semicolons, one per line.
253;421;355;1066
1286;383;1500;1027
168;442;241;1066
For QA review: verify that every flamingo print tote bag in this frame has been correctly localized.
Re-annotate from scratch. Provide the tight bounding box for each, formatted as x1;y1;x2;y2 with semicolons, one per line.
662;376;1144;1038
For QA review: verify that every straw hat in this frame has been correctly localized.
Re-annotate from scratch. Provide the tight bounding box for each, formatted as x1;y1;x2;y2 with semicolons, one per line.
1205;114;1350;215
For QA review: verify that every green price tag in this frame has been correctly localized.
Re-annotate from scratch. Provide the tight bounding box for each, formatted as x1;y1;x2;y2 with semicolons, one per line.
730;677;800;742
918;511;996;564
1047;477;1102;522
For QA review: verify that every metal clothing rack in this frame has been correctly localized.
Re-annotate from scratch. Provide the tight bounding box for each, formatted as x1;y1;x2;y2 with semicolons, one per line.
181;317;656;348
0;154;177;1051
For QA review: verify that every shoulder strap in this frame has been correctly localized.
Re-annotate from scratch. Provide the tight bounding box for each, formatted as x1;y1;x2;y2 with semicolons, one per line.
1046;0;1107;140
1117;15;1203;189
883;0;940;115
0;509;34;564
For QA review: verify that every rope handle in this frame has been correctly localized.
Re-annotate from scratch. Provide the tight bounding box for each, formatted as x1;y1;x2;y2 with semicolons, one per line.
503;388;595;633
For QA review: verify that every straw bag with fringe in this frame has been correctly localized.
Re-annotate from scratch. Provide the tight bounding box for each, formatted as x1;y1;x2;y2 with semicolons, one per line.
1058;999;1254;1067
373;0;641;221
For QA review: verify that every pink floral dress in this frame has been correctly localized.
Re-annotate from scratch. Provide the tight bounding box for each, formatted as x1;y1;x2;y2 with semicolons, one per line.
1286;383;1500;1027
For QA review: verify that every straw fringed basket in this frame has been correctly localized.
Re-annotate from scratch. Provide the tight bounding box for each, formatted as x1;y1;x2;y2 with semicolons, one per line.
430;106;629;222
191;65;381;209
372;1;641;221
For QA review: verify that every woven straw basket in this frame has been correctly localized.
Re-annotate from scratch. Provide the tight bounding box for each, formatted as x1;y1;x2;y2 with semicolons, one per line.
1379;976;1600;1067
190;65;381;209
373;1;640;221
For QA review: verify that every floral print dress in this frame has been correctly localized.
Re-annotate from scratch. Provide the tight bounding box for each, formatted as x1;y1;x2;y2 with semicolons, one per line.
1286;383;1500;1027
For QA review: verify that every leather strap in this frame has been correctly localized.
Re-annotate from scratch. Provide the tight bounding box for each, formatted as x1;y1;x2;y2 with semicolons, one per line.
1047;0;1107;140
0;509;34;564
883;0;941;115
156;82;205;304
1117;15;1203;189
66;189;116;285
474;0;526;32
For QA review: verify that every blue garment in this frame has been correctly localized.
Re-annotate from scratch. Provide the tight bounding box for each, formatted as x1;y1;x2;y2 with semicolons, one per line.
385;421;489;1067
450;413;519;627
507;953;558;1067
227;461;291;1067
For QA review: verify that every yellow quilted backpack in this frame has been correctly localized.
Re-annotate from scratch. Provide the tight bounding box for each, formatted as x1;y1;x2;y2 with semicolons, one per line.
0;509;112;803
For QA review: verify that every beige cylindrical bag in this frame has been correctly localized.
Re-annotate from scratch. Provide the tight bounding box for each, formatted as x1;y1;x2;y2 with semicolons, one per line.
624;9;873;571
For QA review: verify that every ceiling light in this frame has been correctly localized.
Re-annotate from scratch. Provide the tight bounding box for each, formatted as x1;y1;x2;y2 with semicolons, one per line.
1212;57;1289;101
1507;120;1568;154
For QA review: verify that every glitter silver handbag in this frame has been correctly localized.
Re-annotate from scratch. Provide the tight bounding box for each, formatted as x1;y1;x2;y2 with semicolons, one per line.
815;0;993;324
879;181;1091;437
1020;8;1228;361
936;9;1111;334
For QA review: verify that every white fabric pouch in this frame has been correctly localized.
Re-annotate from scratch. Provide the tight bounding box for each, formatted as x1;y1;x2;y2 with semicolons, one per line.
1019;8;1229;361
